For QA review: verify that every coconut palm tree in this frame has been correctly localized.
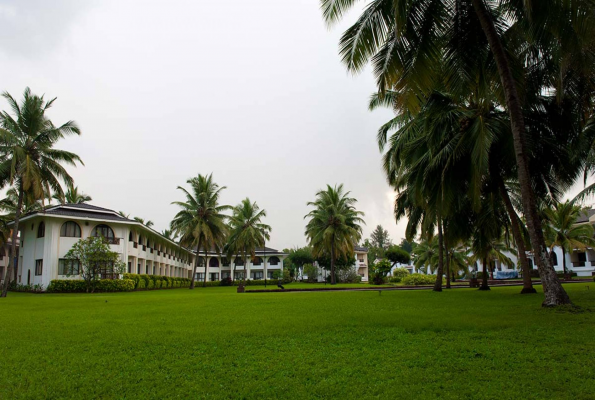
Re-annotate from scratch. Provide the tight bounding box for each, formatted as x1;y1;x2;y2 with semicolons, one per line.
412;238;438;274
225;198;271;285
171;174;230;289
0;187;47;218
319;0;594;305
133;217;154;228
52;182;92;204
0;88;83;298
542;201;595;278
304;184;364;285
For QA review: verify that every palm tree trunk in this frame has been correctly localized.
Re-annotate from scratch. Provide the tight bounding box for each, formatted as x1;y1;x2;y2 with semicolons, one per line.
243;247;248;285
189;241;200;290
561;248;567;277
1;182;24;298
479;257;490;290
497;179;536;294
434;217;444;292
471;0;570;307
444;230;451;289
203;248;208;288
330;242;336;285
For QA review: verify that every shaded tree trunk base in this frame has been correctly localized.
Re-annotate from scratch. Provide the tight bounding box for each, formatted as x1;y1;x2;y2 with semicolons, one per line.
433;287;442;292
478;286;490;291
520;287;537;294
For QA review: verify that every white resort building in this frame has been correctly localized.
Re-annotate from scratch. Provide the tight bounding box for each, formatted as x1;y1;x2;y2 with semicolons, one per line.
1;203;286;289
308;246;369;282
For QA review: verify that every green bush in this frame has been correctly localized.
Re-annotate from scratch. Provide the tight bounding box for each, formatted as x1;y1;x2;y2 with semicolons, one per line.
391;267;410;283
147;280;155;289
47;279;134;293
402;273;437;286
137;279;146;289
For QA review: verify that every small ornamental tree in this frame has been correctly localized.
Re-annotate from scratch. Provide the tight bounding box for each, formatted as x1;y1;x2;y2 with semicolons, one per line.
64;237;126;293
369;259;392;285
303;263;318;282
386;246;411;267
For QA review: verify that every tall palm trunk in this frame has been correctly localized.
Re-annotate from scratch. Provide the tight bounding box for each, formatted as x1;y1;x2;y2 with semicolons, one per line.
330;242;336;285
471;0;570;306
561;247;567;277
497;179;536;294
203;248;208;288
444;230;451;289
434;217;444;292
1;182;24;298
479;257;490;290
189;241;200;290
243;247;249;285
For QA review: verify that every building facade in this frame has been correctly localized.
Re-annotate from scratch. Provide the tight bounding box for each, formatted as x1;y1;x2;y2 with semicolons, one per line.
308;246;369;282
5;203;286;289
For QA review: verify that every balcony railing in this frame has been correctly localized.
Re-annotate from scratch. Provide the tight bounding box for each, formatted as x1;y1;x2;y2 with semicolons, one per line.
133;242;138;248
103;237;120;245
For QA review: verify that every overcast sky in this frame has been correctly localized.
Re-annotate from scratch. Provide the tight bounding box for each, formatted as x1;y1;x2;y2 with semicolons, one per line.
0;0;415;249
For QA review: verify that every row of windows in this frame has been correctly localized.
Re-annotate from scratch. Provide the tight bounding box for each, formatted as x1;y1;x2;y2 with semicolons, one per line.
209;256;280;267
37;221;114;239
195;271;277;281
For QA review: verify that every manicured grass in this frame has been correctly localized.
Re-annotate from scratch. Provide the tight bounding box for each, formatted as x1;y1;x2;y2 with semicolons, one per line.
1;285;594;399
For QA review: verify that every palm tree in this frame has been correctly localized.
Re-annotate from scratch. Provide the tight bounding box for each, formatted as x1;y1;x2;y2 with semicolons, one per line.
319;0;591;305
225;198;271;285
52;182;92;204
412;238;438;274
0;88;82;298
118;211;130;219
543;201;595;278
304;184;364;285
0;187;46;218
171;174;230;289
134;217;154;228
161;229;174;240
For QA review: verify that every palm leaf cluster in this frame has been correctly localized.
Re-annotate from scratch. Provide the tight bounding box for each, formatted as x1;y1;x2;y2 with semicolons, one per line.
321;0;595;305
304;184;365;284
0;88;84;297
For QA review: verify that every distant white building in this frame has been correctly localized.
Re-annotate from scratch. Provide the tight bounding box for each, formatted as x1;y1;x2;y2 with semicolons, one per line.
307;246;369;282
1;203;286;289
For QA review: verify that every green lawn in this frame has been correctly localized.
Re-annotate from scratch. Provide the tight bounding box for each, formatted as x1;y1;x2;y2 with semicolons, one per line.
1;285;594;399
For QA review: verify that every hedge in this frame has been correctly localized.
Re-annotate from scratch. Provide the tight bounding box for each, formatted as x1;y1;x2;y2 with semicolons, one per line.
402;273;439;286
122;273;191;290
47;279;135;293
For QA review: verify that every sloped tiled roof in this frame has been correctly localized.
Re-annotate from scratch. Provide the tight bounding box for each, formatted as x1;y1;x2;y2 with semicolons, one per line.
576;208;595;223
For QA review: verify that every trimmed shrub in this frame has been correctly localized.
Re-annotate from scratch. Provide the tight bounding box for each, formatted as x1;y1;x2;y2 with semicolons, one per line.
147;280;155;289
337;268;362;283
220;277;233;286
390;267;410;283
402;273;437;286
137;279;146;289
47;279;134;293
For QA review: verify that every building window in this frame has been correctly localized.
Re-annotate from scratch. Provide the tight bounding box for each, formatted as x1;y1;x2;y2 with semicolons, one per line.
234;257;244;266
209;257;220;268
221;271;231;279
267;271;275;279
37;222;45;238
251;271;263;280
358;258;364;263
235;271;245;280
35;259;43;275
210;273;219;281
128;262;132;273
221;257;230;267
92;224;117;244
129;232;134;241
60;221;82;237
269;256;280;266
195;273;205;280
59;259;80;275
252;256;262;266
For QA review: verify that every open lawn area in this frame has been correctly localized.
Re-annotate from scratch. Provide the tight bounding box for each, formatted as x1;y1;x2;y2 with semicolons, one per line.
1;285;594;399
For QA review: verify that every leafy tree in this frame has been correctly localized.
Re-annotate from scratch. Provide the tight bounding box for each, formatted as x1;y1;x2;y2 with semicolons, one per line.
385;246;411;267
64;237;125;293
171;174;230;288
399;239;415;254
303;263;318;282
543;201;595;277
304;184;364;284
361;238;382;262
370;225;392;249
0;88;83;298
225;198;271;285
52;182;92;204
369;259;392;285
286;246;314;279
315;251;356;272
